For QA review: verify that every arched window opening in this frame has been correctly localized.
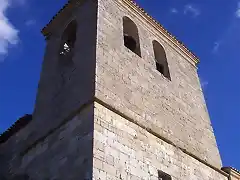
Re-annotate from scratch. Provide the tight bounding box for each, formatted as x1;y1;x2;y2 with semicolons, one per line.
158;170;172;180
124;35;136;52
156;63;164;75
59;20;77;65
123;16;141;57
153;40;171;80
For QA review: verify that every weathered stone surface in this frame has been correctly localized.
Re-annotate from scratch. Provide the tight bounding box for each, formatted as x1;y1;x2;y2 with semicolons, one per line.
93;102;227;180
95;0;222;168
1;1;98;179
27;0;98;150
0;0;231;179
1;104;94;180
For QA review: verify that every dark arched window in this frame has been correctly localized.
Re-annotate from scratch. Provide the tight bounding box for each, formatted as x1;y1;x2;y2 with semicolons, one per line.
59;20;77;65
153;40;171;80
158;170;172;180
123;16;141;57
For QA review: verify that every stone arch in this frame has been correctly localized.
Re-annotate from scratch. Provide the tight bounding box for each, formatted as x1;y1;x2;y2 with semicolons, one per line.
123;16;141;57
59;20;77;65
153;40;171;80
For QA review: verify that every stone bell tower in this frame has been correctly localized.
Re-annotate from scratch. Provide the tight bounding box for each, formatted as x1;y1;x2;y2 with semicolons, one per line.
1;0;239;179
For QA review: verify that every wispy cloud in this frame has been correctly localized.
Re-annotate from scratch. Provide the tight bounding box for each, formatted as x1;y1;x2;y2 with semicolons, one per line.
184;4;201;17
199;77;209;91
212;2;240;55
170;4;200;17
212;41;221;54
212;29;237;55
25;19;36;26
170;8;178;14
0;0;24;60
201;81;209;90
235;2;240;18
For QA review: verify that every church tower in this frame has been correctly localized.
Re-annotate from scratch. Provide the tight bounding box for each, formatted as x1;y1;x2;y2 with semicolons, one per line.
1;0;240;179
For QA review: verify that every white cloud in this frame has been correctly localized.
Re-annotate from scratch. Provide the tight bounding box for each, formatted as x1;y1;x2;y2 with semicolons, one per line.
170;8;178;14
184;4;200;17
0;0;21;59
236;2;240;18
170;4;200;17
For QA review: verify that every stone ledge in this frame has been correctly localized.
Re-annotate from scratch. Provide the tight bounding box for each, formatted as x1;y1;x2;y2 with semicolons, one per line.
222;167;240;180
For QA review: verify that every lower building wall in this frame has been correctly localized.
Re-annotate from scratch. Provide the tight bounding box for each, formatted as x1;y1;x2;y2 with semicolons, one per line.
0;101;228;180
93;102;227;180
2;104;94;180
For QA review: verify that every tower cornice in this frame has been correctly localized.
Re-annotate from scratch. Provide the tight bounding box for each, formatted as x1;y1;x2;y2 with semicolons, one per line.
41;0;199;66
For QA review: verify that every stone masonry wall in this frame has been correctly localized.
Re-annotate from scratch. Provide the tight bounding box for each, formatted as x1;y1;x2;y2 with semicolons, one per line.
0;104;94;179
93;102;227;180
18;0;98;157
1;1;98;178
95;0;222;168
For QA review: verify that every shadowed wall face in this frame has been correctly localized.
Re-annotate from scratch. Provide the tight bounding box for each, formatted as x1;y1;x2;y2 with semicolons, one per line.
18;104;94;180
32;0;97;138
1;104;94;180
0;0;98;179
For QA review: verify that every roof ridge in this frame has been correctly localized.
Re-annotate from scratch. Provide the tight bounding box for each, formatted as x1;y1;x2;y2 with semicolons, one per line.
0;114;32;144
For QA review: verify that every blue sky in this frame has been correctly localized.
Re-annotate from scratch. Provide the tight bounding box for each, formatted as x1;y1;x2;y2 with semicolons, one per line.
0;0;240;169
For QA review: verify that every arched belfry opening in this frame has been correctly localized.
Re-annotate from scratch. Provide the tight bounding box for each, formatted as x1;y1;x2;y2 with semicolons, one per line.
59;20;77;65
123;16;141;57
153;40;171;80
